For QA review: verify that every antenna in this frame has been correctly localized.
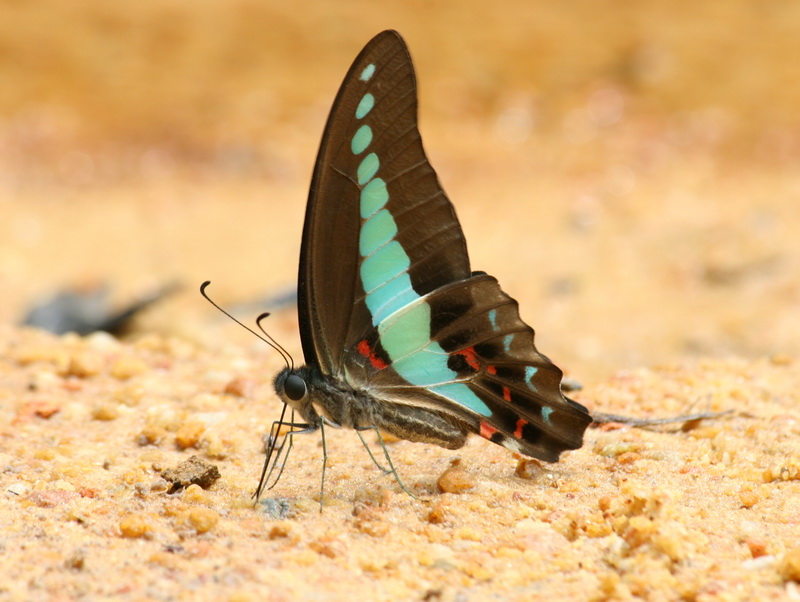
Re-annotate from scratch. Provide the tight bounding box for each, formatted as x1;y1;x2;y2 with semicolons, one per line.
199;281;293;369
256;312;294;371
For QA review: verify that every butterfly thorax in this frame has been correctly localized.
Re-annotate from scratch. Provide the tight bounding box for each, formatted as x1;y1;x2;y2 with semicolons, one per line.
274;364;384;430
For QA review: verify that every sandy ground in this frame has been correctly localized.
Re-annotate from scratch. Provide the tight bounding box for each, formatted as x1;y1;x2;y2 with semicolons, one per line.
2;329;799;600
2;2;800;600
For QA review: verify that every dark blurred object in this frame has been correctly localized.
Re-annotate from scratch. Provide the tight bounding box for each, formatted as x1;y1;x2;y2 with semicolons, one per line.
22;281;180;335
258;285;297;311
229;284;297;317
561;377;583;392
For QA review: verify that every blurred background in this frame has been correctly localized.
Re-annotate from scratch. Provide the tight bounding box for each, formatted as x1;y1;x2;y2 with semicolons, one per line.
1;0;798;382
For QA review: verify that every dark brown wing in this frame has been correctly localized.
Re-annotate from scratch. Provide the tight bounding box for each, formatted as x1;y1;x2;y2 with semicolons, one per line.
298;31;470;373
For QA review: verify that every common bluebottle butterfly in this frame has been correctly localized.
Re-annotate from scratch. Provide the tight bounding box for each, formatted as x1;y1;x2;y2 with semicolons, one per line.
259;30;591;500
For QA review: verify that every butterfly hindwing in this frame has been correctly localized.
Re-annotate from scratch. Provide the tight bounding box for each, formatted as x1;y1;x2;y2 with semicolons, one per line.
298;30;469;374
344;273;591;461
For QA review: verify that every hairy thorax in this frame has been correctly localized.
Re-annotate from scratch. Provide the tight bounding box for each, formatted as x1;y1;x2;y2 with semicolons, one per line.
274;365;380;429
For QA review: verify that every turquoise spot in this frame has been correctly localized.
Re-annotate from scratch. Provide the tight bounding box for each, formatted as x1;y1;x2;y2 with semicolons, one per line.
360;178;388;218
429;383;491;416
488;309;498;331
359;209;397;257
377;302;431;357
356;93;375;119
360;241;410;293
357;153;379;185
525;366;538;391
351;124;372;155
391;345;448;382
360;64;376;81
367;277;417;324
503;334;513;353
541;406;553;425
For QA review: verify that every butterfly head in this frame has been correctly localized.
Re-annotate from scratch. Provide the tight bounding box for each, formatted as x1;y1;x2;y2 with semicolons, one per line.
273;365;323;426
283;372;307;401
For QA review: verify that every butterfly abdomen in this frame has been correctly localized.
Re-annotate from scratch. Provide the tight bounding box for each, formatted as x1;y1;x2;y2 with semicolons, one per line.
373;401;470;450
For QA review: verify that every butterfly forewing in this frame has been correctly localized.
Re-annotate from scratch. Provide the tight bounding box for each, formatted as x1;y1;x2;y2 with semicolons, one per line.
299;31;470;373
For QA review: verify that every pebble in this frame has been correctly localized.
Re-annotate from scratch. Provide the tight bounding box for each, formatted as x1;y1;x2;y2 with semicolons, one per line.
119;514;154;538
427;501;448;524
7;482;29;496
745;537;768;558
779;548;800;582
175;422;206;450
259;497;292;519
770;354;794;366
183;484;209;503
64;549;86;570
28;490;79;507
64;351;102;378
92;404;120;421
223;377;255;398
110;356;148;380
85;331;120;351
161;455;221;492
23;400;62;420
437;461;476;494
137;425;167;446
309;539;341;559
268;521;293;539
617;452;642;465
187;507;219;534
515;458;544;480
28;370;61;391
738;489;759;508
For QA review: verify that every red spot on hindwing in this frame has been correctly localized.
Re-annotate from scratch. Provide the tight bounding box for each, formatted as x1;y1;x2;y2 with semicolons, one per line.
479;421;498;440
357;339;387;371
502;386;512;402
514;418;528;439
487;365;497;375
456;346;481;371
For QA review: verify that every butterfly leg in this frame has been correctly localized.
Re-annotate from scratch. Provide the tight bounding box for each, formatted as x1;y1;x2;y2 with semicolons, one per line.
310;417;365;510
255;411;318;502
355;428;393;474
318;418;329;511
356;425;420;501
263;423;317;493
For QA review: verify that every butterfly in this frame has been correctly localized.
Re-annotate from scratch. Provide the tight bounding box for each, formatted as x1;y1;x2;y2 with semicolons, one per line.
258;30;592;500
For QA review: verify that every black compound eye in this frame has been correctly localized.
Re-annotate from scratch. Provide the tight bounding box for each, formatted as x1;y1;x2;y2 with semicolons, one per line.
284;374;307;401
